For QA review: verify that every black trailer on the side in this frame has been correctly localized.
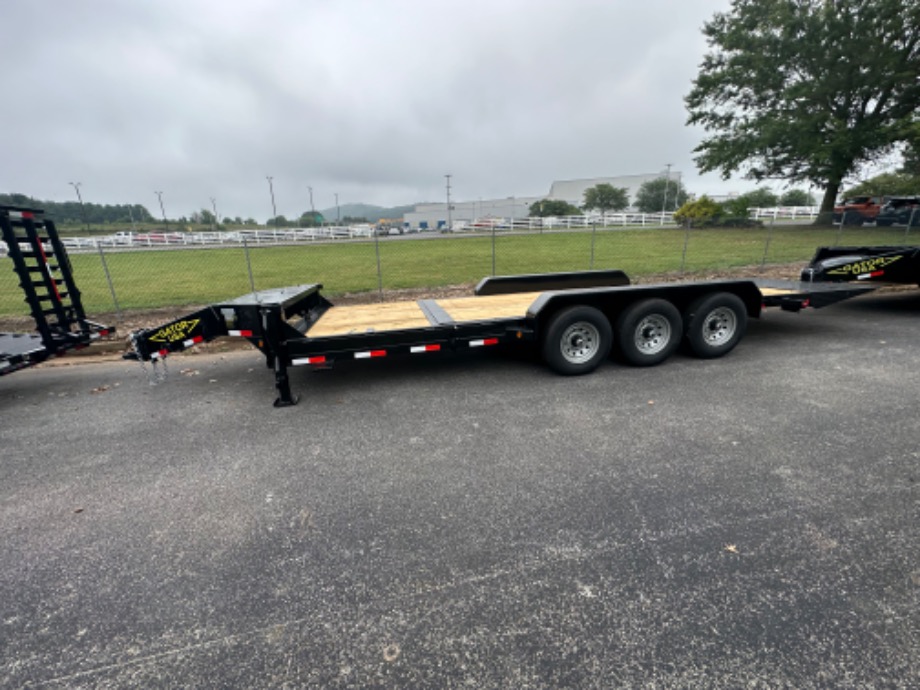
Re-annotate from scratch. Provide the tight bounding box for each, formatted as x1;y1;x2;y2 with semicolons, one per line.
802;245;920;285
0;205;113;376
126;269;873;407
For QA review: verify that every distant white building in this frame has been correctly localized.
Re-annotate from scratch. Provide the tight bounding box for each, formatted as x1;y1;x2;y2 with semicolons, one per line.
546;172;674;208
404;171;679;229
706;192;741;204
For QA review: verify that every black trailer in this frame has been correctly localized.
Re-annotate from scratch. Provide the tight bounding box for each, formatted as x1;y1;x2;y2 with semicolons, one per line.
802;245;920;285
0;205;113;376
126;269;872;407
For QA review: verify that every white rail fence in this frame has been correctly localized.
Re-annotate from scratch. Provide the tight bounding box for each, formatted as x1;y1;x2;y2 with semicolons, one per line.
60;226;375;251
59;213;683;252
748;206;820;221
51;208;822;253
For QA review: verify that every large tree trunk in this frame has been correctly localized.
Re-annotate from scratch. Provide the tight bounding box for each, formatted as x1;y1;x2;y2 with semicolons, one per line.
814;180;841;225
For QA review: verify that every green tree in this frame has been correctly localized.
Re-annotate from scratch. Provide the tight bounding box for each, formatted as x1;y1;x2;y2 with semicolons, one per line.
529;199;582;217
192;209;216;226
0;192;36;207
899;128;920;175
267;215;288;227
582;184;629;212
722;188;779;216
842;171;920;197
298;210;325;226
0;195;155;226
685;0;920;218
635;177;689;213
779;189;817;206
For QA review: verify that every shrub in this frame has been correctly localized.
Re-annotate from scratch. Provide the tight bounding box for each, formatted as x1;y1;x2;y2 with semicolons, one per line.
674;196;722;225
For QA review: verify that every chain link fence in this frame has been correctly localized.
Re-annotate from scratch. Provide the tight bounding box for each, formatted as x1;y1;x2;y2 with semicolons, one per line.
2;216;918;324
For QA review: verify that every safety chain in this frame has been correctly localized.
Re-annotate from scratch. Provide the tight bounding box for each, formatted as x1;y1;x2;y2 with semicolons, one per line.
129;332;169;386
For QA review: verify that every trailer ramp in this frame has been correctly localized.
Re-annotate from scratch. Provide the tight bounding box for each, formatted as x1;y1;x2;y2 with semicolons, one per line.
0;205;113;375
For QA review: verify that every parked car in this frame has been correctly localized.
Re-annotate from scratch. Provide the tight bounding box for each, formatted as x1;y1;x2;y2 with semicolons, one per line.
875;196;920;227
832;195;883;225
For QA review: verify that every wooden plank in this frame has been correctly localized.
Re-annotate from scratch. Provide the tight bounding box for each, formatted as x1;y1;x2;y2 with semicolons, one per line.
759;287;797;296
308;291;543;337
308;301;431;337
436;292;542;321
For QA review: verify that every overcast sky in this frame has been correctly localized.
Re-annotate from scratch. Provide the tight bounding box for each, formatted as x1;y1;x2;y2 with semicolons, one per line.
1;0;762;221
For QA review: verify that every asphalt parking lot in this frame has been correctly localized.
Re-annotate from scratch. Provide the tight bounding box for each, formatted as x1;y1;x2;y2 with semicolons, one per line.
1;289;919;688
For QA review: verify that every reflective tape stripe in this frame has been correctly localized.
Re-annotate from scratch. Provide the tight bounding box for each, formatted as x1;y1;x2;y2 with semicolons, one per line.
469;338;499;348
355;350;386;359
292;356;326;366
183;335;204;348
228;329;253;337
410;344;441;353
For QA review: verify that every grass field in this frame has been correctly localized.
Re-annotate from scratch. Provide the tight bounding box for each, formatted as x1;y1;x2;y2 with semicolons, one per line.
1;223;915;318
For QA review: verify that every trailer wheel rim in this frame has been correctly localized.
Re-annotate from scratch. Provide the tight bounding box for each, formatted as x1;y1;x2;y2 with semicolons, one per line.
560;322;601;364
632;314;672;355
701;307;737;346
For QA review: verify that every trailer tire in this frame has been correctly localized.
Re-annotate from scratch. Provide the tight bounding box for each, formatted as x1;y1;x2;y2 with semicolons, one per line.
542;305;612;376
684;292;747;359
615;299;682;367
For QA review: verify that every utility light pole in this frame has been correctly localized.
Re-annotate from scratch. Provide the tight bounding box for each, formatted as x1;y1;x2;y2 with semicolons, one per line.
69;181;90;232
210;197;219;231
266;176;277;224
155;191;169;231
445;174;452;231
662;163;672;213
335;192;340;223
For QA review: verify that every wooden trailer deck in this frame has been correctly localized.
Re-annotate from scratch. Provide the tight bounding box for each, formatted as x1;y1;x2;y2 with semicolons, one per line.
306;284;811;338
759;286;797;297
307;292;542;337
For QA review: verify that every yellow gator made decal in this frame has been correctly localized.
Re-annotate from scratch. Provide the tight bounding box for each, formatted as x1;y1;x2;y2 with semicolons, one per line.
827;255;902;276
148;319;201;343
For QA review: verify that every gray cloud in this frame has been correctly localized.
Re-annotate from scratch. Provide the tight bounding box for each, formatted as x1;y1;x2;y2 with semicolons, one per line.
1;0;745;221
